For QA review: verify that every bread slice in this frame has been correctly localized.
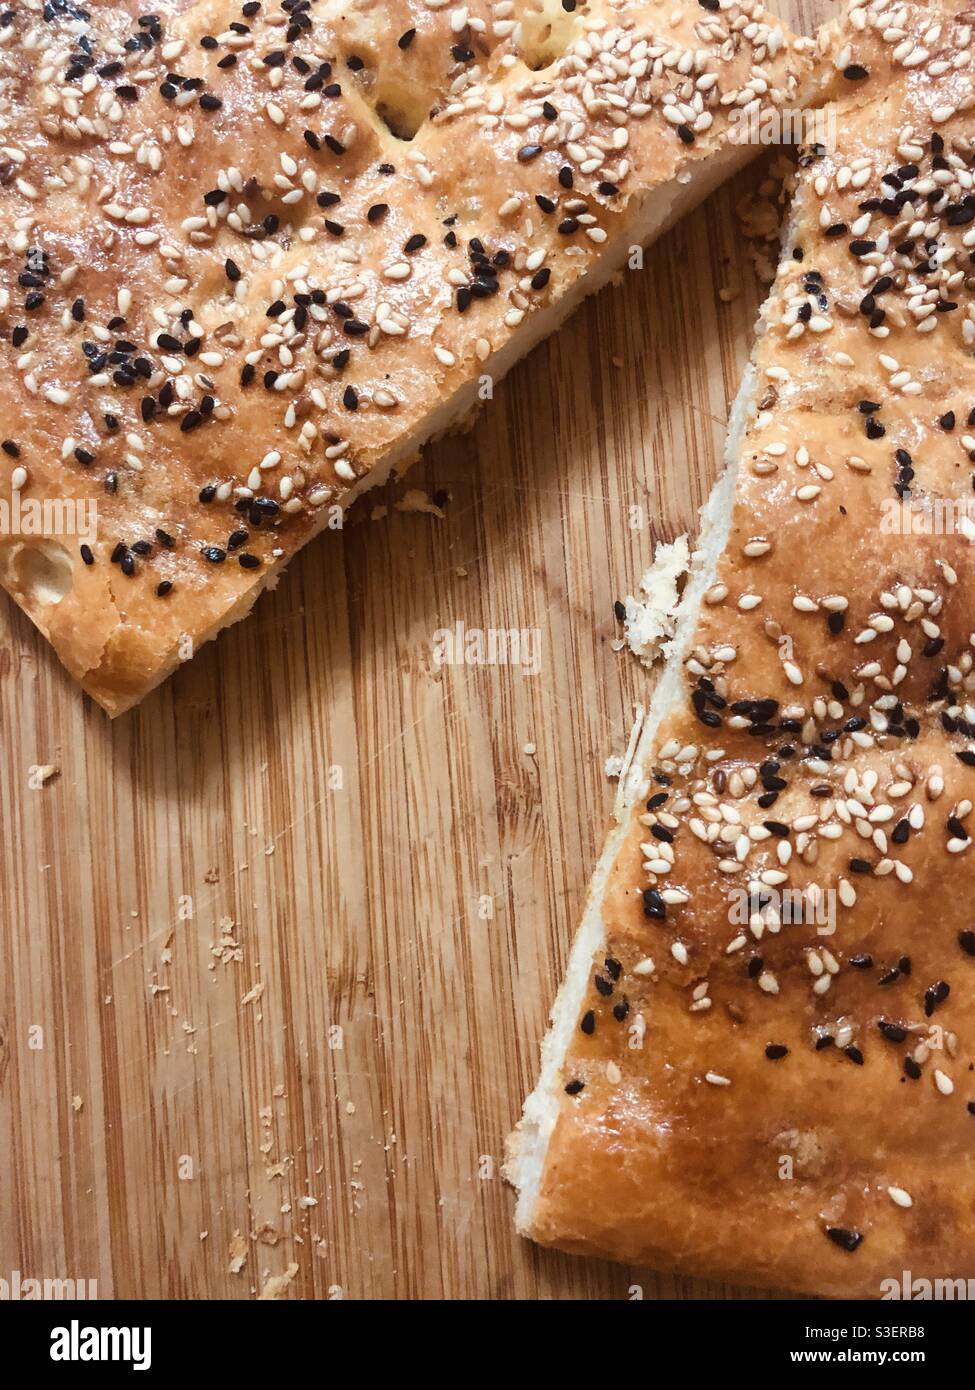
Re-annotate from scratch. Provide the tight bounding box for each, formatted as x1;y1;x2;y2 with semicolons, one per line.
0;1;814;714
508;0;975;1297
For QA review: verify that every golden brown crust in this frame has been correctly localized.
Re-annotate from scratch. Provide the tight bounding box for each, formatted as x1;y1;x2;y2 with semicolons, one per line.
0;0;812;712
518;0;975;1298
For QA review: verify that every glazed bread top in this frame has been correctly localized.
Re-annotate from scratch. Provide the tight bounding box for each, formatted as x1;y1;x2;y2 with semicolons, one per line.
0;0;811;712
523;0;975;1297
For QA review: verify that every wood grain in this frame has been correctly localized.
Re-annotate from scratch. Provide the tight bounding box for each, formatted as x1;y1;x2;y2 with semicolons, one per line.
0;0;830;1301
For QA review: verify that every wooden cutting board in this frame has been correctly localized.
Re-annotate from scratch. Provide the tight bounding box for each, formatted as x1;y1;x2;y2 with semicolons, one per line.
0;0;829;1300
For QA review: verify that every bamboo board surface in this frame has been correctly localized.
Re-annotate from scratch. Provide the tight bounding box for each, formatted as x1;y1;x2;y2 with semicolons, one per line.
1;0;830;1301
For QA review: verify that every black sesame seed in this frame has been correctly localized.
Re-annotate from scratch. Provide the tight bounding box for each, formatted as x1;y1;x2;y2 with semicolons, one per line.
642;887;665;921
825;1226;863;1252
765;1044;788;1060
580;1009;595;1036
924;980;950;1016
564;1079;584;1095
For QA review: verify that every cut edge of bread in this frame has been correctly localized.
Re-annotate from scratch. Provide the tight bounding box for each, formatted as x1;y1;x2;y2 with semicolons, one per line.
505;203;798;1239
86;142;755;715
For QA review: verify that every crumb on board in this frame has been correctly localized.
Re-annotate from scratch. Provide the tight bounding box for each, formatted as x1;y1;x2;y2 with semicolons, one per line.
394;488;447;517
616;534;691;668
258;1262;299;1300
228;1233;248;1275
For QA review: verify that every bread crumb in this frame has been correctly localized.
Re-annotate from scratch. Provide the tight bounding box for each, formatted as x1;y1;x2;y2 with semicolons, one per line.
31;764;59;787
228;1232;248;1274
394;488;445;517
718;285;741;303
620;534;690;668
258;1262;298;1300
736;155;797;284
